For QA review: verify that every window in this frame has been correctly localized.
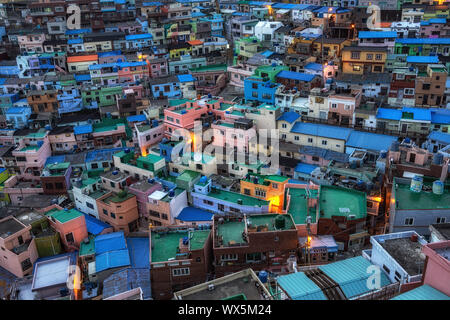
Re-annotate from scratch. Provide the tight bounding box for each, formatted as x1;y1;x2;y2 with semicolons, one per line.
203;199;214;206
294;136;300;141
91;163;98;169
312;156;319;162
404;218;414;226
375;54;382;60
21;258;32;271
382;264;391;274
244;188;251;195
65;232;74;243
308;138;313;143
86;202;94;209
366;54;373;60
221;254;238;261
110;213;116;219
246;252;262;262
331;103;337;109
351;52;360;59
103;209;108;215
353;65;361;72
102;162;109;168
172;268;190;276
162;214;168;220
436;217;446;224
282;123;287;128
373;66;383;72
322;140;327;145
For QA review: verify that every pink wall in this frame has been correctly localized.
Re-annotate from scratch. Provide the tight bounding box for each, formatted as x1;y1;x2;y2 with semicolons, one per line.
422;241;450;296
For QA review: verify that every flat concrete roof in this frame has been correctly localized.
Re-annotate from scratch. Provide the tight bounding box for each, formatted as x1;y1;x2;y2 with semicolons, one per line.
381;238;425;276
0;217;25;239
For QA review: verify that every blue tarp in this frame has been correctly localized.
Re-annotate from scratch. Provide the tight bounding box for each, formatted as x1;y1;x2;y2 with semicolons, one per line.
276;70;316;82
126;238;150;268
277;111;301;124
96;249;131;273
84;214;112;235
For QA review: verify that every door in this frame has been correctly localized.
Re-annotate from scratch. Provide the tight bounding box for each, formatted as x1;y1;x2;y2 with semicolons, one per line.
409;153;416;163
401;123;408;133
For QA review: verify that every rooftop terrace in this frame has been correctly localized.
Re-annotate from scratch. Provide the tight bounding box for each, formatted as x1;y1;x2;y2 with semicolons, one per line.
246;214;295;232
287;188;317;225
381;238;425;275
207;188;270;207
394;180;450;210
318;185;367;220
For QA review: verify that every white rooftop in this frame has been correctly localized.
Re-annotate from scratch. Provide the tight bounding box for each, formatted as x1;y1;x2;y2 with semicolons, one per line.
149;190;168;201
31;256;71;291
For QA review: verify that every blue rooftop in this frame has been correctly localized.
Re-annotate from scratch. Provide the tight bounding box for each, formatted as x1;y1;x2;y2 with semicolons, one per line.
126;237;150;268
65;28;91;35
127;114;147;122
85;147;128;163
74;74;91;82
431;109;450;124
391;285;450;300
295;163;318;174
346;131;398;152
290;122;352;141
420;18;447;26
74;124;93;135
45;155;66;166
428;131;450;144
125;33;153;41
304;62;323;72
406;56;439;64
94;231;127;255
5;107;30;114
176;206;214;222
98;50;122;57
276;70;316;82
277;272;327;300
319;256;391;299
177;74;196;83
84;214;112;236
358;31;397;39
277;111;301;124
396;38;450;45
68;38;83;44
96;249;131;273
376;108;402;121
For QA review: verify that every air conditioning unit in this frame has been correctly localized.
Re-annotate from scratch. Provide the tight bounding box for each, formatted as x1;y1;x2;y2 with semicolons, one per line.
208;284;215;291
348;214;356;219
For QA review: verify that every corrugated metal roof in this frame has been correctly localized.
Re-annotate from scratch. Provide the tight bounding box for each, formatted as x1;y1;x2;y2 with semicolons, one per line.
406;56;439;63
277;70;316;82
126;237;150;269
277;111;300;124
277;272;327;300
391;285;450;300
358;31;397;39
103;268;151;300
290;122;352;141
346;131;398;152
428;131;450;144
294;163;318;174
95;231;127;255
396;38;450;45
319;256;391;299
74;124;93;135
127;114;147;122
95;249;131;273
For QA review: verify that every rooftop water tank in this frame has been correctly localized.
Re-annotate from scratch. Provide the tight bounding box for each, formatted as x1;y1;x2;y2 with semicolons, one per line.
432;180;444;195
182;236;189;245
199;176;208;184
275;215;285;229
152;119;159;127
124;148;130;153
112;170;119;175
169;190;175;197
410;175;423;193
258;270;268;284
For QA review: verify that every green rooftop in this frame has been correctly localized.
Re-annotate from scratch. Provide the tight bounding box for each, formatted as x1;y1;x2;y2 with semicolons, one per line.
151;231;188;263
287;188;317;225
177;170;201;182
138;154;164;165
102;192;135;204
189;230;210;251
217;122;234;128
19;145;39;152
246;214;295;231
394;179;450;210
189;64;227;73
79;236;95;257
45;208;83;224
161;187;185;202
207;188;270;207
169;98;189;107
217;220;246;246
318;185;367;220
81;178;101;188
